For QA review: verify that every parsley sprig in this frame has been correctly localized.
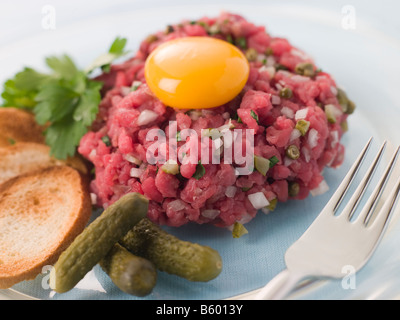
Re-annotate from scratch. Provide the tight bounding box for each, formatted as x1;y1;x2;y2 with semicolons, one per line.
1;37;128;159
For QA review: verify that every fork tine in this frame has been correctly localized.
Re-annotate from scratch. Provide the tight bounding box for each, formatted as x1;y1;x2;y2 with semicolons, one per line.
356;145;400;226
341;141;387;220
367;173;400;240
324;137;372;214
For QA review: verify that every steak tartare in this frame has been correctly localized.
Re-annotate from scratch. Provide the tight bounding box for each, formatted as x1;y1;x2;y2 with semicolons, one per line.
78;12;355;228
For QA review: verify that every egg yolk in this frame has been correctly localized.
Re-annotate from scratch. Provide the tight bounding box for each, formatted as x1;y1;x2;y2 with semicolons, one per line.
144;37;250;109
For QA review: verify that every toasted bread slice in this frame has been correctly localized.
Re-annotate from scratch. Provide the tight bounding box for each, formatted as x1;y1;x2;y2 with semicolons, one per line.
0;142;88;184
0;108;45;147
0;166;92;289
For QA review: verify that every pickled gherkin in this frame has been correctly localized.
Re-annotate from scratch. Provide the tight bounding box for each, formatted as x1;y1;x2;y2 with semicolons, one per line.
120;218;222;282
50;192;149;293
100;243;157;297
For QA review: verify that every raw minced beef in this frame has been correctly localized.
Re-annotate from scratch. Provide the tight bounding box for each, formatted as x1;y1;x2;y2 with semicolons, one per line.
78;12;354;228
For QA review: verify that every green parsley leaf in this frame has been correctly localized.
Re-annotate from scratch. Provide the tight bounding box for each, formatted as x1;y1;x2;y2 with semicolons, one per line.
45;55;79;80
1;36;127;160
1;68;48;108
85;36;129;74
250;110;259;123
192;161;206;180
44;113;89;160
109;37;128;54
269;156;279;168
101;135;111;147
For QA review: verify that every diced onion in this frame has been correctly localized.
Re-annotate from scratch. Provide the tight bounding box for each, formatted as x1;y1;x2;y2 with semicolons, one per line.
261;208;270;215
291;75;309;83
308;128;319;148
302;147;311;163
125;154;142;165
161;160;179;175
201;209;220;219
217;119;235;132
290;128;302;142
222;112;230;120
281;106;294;118
225;186;237;198
188;110;202;121
130;167;144;178
168;199;186;211
248;192;270;210
310;180;329;196
295;108;308;120
137;110;158;126
330;86;338;96
271;95;281;105
330;131;339;148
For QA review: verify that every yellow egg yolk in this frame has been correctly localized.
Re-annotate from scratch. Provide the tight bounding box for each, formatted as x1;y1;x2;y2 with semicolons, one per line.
144;37;250;109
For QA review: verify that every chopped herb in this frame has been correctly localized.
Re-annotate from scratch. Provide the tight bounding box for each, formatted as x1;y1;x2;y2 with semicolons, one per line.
101;135;111;146
189;20;197;25
250;110;259;123
295;119;310;136
275;63;289;71
226;34;234;44
254;155;270;176
165;25;174;34
8;138;16;145
262;58;267;65
269;156;279;168
131;81;142;91
232;222;248;238
237;116;243;124
235;37;247;49
176;131;182;142
192;161;206;180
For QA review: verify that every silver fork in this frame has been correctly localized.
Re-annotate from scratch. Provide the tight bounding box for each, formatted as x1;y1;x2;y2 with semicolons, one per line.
256;138;400;300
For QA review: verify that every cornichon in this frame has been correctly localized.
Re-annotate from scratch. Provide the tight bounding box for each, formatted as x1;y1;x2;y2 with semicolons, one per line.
120;218;223;282
50;192;149;293
99;243;157;297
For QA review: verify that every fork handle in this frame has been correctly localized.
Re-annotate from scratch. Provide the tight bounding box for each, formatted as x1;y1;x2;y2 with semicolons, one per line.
255;269;304;300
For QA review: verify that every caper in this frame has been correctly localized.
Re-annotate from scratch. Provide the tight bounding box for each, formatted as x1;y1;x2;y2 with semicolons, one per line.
295;62;315;77
288;181;300;197
279;87;293;99
346;100;356;115
245;48;258;62
286;145;300;160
